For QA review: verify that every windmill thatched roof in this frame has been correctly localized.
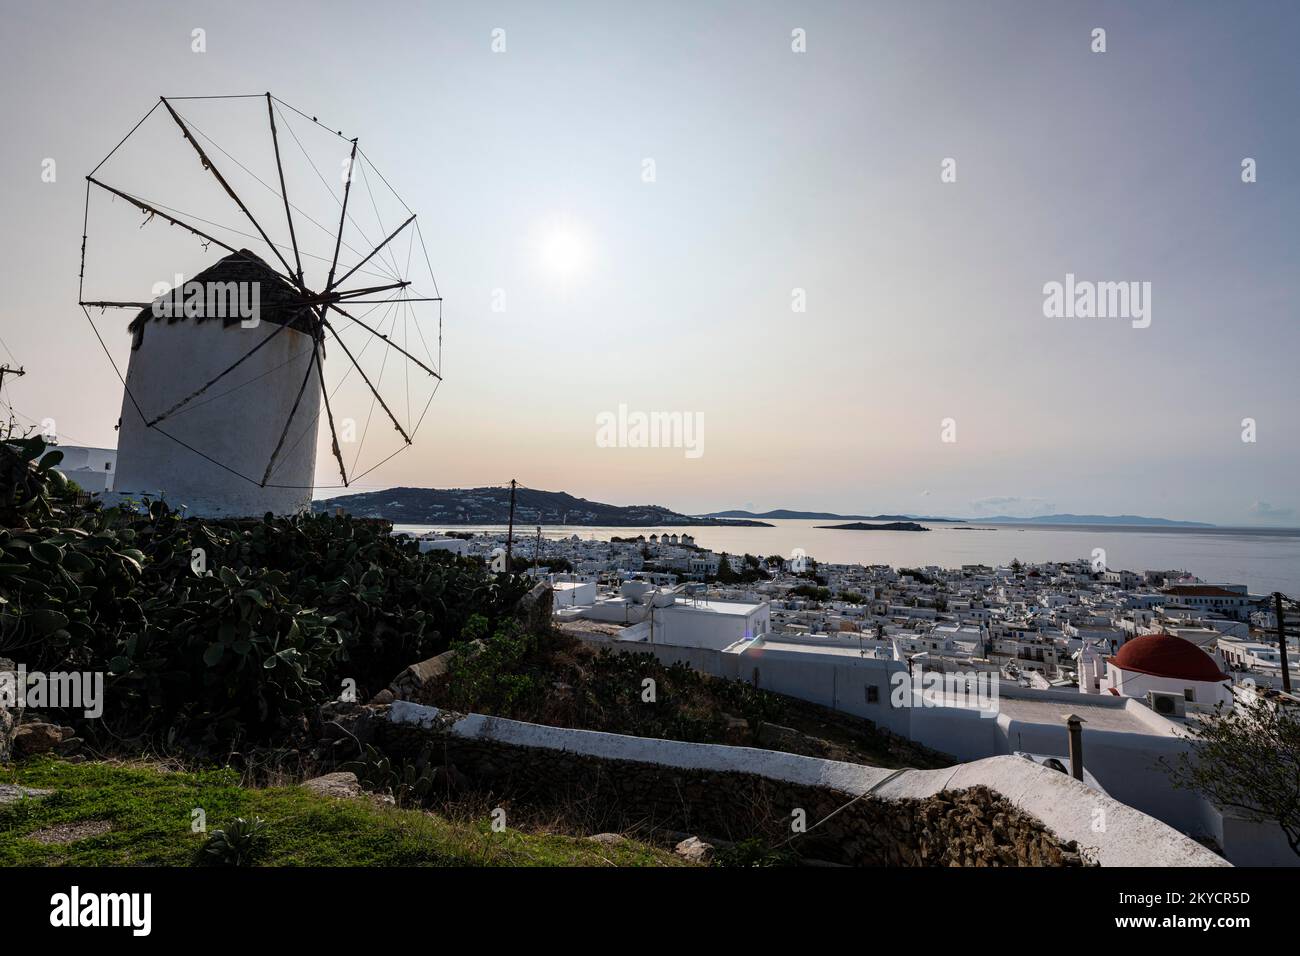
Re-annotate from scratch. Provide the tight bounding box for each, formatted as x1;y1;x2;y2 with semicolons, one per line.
128;249;315;349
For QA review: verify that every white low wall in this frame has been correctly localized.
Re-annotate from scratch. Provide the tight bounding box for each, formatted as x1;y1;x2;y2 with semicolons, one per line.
389;699;1227;867
577;632;1292;865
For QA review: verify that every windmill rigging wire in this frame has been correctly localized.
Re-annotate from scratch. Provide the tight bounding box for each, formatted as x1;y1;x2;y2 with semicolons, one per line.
89;100;161;177
357;155;405;281
346;296;404;474
91;187;397;286
272;101;399;284
174;106;401;284
270;295;405;481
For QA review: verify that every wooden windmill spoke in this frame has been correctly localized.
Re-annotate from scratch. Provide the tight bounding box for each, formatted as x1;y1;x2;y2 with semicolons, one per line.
332;281;411;300
324;138;360;292
260;333;323;487
86;177;244;257
311;325;349;487
321;317;411;444
266;92;305;291
327;302;441;380
148;321;294;426
160;97;299;283
336;297;441;304
269;101;401;284
332;214;417;290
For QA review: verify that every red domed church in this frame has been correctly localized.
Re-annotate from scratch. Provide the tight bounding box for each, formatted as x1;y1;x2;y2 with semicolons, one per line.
1082;633;1234;709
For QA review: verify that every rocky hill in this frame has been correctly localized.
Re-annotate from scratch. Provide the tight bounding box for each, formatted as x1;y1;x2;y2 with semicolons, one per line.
313;486;771;526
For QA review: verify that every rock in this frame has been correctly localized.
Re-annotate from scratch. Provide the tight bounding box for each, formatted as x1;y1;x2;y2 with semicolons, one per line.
370;688;395;706
0;783;52;805
512;581;554;632
588;833;627;846
721;713;749;732
13;722;65;757
301;771;362;799
674;836;714;864
389;641;472;701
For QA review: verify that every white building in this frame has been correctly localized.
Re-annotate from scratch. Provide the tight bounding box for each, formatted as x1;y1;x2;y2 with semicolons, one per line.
52;444;117;492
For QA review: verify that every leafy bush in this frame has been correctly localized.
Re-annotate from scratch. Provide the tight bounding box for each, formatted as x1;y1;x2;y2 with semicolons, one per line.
443;615;546;715
0;436;531;752
341;742;441;807
789;584;830;601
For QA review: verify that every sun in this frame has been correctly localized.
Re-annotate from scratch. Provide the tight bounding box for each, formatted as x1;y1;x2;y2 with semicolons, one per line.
539;224;591;282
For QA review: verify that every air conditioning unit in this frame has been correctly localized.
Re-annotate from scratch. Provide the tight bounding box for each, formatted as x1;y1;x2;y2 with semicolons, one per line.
1148;690;1186;718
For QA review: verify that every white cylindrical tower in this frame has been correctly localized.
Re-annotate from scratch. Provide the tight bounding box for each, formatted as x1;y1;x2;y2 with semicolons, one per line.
109;250;320;517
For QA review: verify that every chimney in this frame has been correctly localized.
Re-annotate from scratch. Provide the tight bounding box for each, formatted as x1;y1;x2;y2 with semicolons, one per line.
1063;714;1086;781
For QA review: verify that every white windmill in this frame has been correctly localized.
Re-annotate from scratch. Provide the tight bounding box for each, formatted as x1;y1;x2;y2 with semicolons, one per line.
78;93;443;516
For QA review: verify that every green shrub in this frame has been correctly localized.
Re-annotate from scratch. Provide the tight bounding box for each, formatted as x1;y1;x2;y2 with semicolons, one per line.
201;816;269;866
0;436;531;752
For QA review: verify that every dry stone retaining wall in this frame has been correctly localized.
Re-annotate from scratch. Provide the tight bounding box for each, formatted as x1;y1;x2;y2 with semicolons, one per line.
378;706;1080;865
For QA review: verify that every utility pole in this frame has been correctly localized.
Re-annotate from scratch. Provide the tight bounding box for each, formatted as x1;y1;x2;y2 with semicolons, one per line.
1274;592;1292;694
0;365;25;434
505;478;517;567
533;525;542;574
0;365;25;390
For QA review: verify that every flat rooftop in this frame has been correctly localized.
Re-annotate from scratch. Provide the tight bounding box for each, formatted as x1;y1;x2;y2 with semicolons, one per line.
733;638;888;660
994;695;1166;734
669;598;761;616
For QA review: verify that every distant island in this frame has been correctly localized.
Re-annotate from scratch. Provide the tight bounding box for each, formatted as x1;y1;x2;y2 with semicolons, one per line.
706;508;1214;528
816;521;929;532
312;486;772;527
707;509;961;522
313;490;1215;529
977;514;1216;528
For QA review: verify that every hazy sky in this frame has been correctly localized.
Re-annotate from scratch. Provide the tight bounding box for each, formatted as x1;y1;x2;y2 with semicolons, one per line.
1;0;1297;524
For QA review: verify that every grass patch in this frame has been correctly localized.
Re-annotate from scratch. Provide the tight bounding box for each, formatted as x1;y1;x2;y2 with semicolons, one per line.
0;758;686;867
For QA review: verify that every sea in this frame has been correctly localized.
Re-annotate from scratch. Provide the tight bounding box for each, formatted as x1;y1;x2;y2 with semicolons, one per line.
393;519;1300;597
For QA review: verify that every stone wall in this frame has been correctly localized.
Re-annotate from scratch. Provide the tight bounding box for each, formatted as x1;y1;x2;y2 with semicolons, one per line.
375;710;1082;866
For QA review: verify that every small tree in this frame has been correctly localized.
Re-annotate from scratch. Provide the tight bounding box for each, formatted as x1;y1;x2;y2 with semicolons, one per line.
1162;694;1300;857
